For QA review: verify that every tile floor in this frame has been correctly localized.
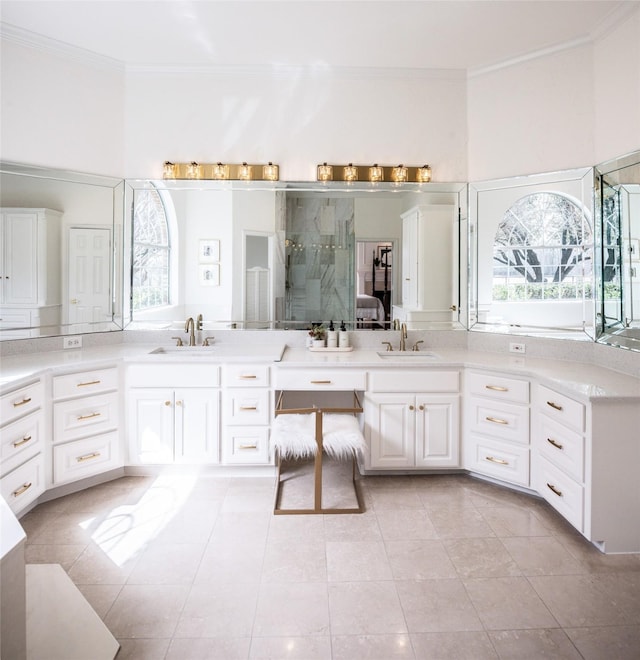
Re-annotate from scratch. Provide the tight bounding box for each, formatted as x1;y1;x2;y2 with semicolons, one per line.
20;470;640;659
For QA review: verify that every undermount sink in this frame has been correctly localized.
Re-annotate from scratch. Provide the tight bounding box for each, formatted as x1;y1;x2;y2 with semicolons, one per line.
150;343;286;362
376;351;439;360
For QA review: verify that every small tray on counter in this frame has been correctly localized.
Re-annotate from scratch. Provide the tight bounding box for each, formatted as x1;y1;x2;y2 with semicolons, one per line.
308;346;354;352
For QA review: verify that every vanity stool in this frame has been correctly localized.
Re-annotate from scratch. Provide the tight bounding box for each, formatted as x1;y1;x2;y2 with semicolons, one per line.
271;392;365;515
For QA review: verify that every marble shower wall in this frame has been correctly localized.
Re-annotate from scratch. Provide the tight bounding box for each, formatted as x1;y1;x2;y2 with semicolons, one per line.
285;196;355;325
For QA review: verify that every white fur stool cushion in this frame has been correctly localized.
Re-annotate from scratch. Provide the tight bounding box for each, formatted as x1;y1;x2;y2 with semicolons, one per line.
322;414;366;460
272;413;317;459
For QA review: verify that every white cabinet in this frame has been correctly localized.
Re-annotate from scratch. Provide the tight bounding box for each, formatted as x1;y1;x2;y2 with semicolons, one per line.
0;208;62;337
51;367;121;485
127;364;220;465
0;380;45;513
365;370;460;470
395;204;457;325
464;371;531;487
222;364;272;465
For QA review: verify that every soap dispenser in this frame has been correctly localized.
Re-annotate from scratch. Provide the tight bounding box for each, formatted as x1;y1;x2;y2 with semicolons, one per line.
338;320;350;348
327;320;338;348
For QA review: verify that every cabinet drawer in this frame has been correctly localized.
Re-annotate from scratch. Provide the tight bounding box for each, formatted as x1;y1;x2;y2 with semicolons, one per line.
466;433;530;487
223;364;270;387
224;427;270;464
53;431;120;484
538;385;584;432
1;380;43;425
369;370;459;393
128;363;220;388
224;389;270;425
468;396;529;444
274;369;366;391
53;392;119;443
0;410;42;477
1;453;45;514
53;367;118;400
536;455;584;531
467;371;529;404
535;414;584;482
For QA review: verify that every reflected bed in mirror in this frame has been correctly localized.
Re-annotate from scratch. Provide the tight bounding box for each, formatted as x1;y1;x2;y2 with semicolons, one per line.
124;179;468;333
469;167;596;342
595;149;640;352
0;162;124;341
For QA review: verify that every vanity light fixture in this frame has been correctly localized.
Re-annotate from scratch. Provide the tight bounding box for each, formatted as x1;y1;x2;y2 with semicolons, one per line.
316;163;433;183
417;164;432;183
263;162;279;181
317;163;333;181
163;161;177;179
369;164;383;182
391;164;408;183
212;162;230;180
186;161;201;179
238;163;253;181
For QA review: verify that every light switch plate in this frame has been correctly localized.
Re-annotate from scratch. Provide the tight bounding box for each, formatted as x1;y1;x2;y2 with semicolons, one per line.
509;342;525;354
63;336;83;349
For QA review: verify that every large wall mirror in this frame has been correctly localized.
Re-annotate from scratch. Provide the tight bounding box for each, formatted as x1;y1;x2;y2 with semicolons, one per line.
595;149;640;352
124;179;468;333
469;167;596;341
0;162;124;341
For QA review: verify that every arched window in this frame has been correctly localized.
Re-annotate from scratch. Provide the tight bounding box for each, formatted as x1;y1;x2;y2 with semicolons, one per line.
132;187;170;310
493;192;593;301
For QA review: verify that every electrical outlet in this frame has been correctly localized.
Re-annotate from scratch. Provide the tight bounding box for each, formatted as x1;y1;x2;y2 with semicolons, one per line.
63;336;83;349
509;342;525;354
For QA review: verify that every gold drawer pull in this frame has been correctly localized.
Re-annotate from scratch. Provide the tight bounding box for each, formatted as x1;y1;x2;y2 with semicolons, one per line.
486;416;508;425
485;456;509;465
239;406;258;411
310;380;332;384
13;482;32;497
77;411;101;421
76;452;101;463
239;375;257;379
547;437;564;450
239;444;258;450
485;385;508;392
77;379;101;387
547;401;563;411
13;397;32;408
547;482;563;497
13;435;32;448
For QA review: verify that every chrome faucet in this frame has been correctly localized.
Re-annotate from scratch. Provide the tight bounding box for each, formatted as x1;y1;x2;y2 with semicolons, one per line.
184;317;196;346
399;322;407;351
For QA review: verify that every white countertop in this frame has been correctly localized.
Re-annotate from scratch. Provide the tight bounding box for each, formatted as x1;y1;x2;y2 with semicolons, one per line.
1;343;640;402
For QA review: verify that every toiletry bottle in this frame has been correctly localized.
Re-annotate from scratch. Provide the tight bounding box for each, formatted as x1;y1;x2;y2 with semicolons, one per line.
338;320;349;348
327;320;338;348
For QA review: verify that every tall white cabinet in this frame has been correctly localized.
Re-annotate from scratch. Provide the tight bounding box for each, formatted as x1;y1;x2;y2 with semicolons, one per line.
0;208;62;337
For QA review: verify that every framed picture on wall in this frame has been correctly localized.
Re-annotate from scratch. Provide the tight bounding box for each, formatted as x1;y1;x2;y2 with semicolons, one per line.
199;239;220;263
199;264;220;286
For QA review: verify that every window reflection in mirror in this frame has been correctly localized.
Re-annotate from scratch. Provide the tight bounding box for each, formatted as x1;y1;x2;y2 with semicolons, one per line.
470;167;595;340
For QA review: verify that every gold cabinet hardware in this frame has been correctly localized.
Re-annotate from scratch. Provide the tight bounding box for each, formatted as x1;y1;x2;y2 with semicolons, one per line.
77;412;101;421
485;456;509;465
547;437;564;450
239;444;258;450
409;404;414;411
450;304;457;311
70;298;79;304
77;379;101;387
165;401;171;406
13;482;32;497
12;435;32;448
310;380;332;384
546;401;563;411
176;400;183;406
76;452;101;463
239;406;258;411
239;375;257;379
13;397;32;408
546;482;563;497
485;385;508;392
418;404;424;411
486;416;508;425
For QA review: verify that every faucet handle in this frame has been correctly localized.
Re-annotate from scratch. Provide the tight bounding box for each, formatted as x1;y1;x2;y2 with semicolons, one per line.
412;340;424;352
202;336;215;346
381;341;393;352
171;336;184;346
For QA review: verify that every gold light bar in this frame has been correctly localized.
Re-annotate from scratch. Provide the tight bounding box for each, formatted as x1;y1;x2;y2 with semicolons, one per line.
316;163;433;183
163;162;280;181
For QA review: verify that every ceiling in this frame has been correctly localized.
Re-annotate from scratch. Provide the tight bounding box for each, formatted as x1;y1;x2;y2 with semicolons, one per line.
1;1;638;72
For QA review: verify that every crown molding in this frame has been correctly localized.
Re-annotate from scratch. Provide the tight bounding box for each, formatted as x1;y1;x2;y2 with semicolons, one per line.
0;22;124;72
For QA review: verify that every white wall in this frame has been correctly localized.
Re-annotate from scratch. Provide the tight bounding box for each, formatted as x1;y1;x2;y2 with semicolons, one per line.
0;41;124;177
